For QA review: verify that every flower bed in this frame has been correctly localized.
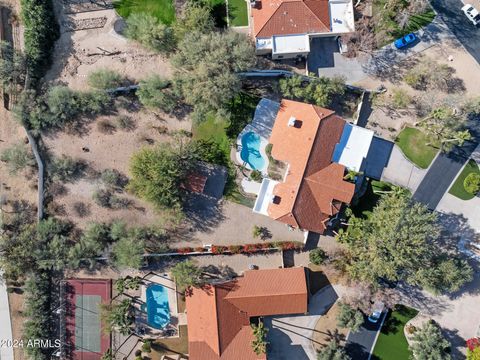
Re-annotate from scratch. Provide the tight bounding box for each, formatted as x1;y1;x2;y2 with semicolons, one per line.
168;241;304;256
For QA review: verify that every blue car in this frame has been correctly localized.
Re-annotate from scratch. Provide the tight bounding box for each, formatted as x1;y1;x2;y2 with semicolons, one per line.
394;33;417;49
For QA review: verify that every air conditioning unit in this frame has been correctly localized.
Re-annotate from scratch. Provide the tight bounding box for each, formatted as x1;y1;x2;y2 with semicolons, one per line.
288;116;296;127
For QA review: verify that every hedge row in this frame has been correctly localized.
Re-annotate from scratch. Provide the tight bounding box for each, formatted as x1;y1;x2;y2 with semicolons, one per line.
21;0;59;85
175;241;304;255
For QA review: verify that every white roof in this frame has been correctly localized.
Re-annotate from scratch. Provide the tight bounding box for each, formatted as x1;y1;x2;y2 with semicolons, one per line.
329;0;355;34
253;178;279;216
332;124;374;172
272;34;310;54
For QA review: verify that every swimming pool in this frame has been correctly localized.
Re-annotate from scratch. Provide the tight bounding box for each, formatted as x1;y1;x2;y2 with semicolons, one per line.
240;131;266;171
142;284;170;329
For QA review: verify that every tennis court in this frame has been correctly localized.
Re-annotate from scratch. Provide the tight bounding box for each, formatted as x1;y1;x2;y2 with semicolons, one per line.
65;279;111;360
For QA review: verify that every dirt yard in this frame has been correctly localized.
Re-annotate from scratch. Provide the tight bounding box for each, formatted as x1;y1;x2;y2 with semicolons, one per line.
356;35;480;139
312;302;349;352
41;1;192;229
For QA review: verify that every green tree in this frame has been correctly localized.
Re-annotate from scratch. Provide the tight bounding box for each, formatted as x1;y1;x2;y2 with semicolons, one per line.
409;321;451;360
0;143;35;175
128;140;197;209
279;74;345;107
317;339;351;360
309;248;328;266
336;302;364;332
137;75;177;112
125;13;175;53
0;41;26;96
171;260;203;289
172;30;255;121
23;272;55;360
111;236;145;269
464;173;480;195
338;192;473;293
88;68;124;90
100;299;133;335
251;321;269;355
173;2;215;41
68;223;111;268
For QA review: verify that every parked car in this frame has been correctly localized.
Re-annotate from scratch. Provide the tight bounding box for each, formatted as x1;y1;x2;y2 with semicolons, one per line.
368;301;385;323
394;33;417;49
462;4;480;25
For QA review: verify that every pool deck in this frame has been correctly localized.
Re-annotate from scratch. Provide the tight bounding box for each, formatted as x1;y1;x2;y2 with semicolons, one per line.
135;274;185;338
236;98;280;173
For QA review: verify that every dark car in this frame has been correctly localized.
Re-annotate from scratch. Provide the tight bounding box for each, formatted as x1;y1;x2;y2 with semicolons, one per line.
394;33;417;49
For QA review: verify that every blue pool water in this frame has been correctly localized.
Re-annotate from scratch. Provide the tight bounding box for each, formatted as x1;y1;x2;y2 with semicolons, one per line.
240;131;265;170
141;284;170;329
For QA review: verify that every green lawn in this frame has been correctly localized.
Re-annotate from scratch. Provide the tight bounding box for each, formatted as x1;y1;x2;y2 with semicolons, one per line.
192;92;260;207
395;127;438;169
448;159;480;200
228;0;248;26
114;0;176;24
372;305;418;360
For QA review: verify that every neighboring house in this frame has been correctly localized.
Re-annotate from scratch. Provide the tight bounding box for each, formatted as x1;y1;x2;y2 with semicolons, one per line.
186;267;308;360
250;0;355;59
253;99;374;234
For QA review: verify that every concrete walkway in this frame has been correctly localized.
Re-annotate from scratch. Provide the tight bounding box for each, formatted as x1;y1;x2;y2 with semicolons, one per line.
265;285;339;360
0;272;14;360
380;145;428;192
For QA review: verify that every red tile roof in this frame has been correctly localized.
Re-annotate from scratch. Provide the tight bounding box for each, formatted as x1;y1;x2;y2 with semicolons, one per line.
267;99;355;233
252;0;331;38
181;173;208;194
186;267;308;360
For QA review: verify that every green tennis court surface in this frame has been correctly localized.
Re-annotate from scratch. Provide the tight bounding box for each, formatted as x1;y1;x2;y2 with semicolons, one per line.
75;295;101;353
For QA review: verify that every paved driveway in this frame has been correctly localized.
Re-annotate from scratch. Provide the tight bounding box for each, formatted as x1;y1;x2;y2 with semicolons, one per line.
380;145;428;192
307;37;368;83
345;313;386;360
265;285;338;360
431;0;480;64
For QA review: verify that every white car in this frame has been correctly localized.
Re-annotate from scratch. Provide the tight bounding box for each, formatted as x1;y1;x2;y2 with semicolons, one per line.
462;4;480;25
368;301;385;323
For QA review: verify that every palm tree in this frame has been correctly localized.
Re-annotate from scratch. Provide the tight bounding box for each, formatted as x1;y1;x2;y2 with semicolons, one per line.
251;321;269;355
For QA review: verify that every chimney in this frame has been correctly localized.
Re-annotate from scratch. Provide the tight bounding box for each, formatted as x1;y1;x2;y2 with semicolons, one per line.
288;116;296;127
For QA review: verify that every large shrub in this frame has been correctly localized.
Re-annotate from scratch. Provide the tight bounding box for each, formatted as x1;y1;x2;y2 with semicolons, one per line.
0;143;35;174
137;75;177;112
88;69;124;90
21;0;59;84
125;13;175;53
309;248;328;266
464;173;480;195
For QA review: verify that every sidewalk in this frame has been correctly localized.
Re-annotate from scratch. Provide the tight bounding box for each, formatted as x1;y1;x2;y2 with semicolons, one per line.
0;272;14;360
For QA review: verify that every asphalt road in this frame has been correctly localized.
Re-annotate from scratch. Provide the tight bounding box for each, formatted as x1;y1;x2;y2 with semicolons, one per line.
431;0;480;64
345;313;386;360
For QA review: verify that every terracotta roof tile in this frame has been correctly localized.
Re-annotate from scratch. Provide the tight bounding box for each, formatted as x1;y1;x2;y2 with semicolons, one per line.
252;0;331;38
186;268;308;360
267;100;355;233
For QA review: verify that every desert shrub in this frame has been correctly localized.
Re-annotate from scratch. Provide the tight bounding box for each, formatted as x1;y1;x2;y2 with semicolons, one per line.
49;155;85;182
391;88;411;109
229;245;241;254
88;69;124;90
92;189;112;207
0;143;35;174
109;195;132;209
72;201;89;217
252;225;262;238
30;86;110;130
101;169;127;190
115;115;136;131
97;119;116;134
125;13;175;53
464;173;480;195
250;170;262;182
21;0;59;83
406;324;417;334
309;248;328;265
142;340;152;353
137;75;177;112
